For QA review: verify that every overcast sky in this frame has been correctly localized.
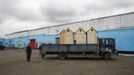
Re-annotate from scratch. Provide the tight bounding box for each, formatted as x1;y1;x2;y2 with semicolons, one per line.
0;0;134;37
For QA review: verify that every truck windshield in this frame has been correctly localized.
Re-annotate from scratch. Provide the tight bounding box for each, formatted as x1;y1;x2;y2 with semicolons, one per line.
106;39;114;45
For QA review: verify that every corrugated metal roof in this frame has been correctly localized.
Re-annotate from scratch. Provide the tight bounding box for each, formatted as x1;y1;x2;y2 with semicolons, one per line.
90;11;134;20
5;30;29;35
6;11;134;35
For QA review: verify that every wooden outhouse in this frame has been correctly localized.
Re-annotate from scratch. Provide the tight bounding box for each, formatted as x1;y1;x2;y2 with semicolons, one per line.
76;27;86;44
87;27;98;44
63;28;74;44
59;29;65;44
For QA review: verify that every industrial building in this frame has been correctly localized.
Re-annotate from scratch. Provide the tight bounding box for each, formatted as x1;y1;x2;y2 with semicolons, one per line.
1;12;134;53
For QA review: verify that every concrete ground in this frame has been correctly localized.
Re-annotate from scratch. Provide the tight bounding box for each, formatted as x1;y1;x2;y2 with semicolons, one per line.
0;49;134;75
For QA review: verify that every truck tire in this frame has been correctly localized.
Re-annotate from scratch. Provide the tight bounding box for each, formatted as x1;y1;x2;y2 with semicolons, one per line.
103;53;111;60
58;53;66;60
41;53;45;58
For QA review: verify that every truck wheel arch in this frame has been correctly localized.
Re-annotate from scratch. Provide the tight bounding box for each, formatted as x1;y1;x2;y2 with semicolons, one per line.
103;52;111;60
58;52;67;60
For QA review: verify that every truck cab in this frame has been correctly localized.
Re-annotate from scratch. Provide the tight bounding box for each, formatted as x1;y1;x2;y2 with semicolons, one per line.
99;38;118;59
99;38;115;50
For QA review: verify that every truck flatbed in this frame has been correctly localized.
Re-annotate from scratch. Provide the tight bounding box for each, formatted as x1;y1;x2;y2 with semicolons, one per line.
40;38;118;60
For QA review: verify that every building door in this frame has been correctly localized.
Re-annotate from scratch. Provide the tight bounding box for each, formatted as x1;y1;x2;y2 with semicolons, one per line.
30;39;36;48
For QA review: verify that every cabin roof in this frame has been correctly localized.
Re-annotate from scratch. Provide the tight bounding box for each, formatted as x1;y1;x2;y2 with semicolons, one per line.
76;27;86;33
59;29;66;34
87;27;97;32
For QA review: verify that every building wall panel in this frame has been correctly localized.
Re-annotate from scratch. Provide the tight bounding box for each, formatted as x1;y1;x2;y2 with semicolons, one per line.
127;13;134;27
98;28;134;51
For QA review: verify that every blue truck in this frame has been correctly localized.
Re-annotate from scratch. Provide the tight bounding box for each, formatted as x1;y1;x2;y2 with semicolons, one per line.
40;38;118;60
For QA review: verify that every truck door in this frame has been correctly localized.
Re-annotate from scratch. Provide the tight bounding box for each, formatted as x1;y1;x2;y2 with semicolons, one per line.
99;39;105;48
106;39;115;50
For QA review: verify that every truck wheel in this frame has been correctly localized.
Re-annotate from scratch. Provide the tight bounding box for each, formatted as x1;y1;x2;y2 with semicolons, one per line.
41;53;45;58
103;53;111;60
59;53;66;60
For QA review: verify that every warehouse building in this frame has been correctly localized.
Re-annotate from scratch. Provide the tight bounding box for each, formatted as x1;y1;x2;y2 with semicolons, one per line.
4;12;134;53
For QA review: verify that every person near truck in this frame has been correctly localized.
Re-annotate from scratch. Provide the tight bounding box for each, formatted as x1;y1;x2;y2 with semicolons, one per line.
26;44;32;62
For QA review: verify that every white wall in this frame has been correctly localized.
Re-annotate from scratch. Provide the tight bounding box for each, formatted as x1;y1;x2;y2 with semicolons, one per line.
6;12;134;39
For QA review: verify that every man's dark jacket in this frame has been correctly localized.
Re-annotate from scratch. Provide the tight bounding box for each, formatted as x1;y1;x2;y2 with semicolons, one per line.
26;46;32;53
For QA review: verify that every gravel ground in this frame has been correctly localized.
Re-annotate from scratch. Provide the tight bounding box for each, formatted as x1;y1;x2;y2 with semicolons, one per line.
0;49;134;75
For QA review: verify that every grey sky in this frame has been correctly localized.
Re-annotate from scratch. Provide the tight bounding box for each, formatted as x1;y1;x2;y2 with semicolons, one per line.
0;0;134;37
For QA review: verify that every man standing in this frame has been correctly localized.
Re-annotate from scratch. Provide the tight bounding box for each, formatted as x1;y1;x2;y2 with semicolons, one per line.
26;44;32;62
